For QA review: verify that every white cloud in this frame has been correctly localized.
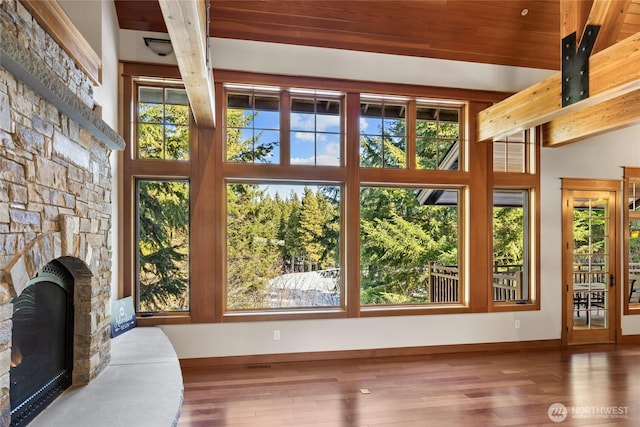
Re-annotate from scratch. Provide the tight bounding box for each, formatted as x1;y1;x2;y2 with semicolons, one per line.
359;117;368;132
290;156;315;165
291;113;340;132
293;131;315;143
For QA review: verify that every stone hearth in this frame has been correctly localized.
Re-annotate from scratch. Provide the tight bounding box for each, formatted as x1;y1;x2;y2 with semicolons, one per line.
0;1;124;425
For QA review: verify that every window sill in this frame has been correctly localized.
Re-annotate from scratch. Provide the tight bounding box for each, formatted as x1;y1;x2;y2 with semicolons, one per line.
490;302;539;312
136;313;192;326
624;304;640;315
360;304;470;317
223;309;348;322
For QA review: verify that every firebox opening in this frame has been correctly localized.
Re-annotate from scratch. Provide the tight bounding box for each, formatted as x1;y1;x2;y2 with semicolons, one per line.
10;261;74;427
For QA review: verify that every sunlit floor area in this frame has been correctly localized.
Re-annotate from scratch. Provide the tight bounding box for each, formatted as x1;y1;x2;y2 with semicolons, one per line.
178;344;640;426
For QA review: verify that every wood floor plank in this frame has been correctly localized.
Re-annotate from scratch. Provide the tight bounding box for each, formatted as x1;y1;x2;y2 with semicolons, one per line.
179;344;640;426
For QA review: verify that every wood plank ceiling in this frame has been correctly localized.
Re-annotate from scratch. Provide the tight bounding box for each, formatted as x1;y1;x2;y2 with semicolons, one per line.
114;0;640;144
114;0;640;70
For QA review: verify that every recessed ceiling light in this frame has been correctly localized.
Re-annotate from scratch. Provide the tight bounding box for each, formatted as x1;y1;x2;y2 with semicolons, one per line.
521;8;529;16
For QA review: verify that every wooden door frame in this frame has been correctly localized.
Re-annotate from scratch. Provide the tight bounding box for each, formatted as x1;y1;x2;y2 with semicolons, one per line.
561;178;622;346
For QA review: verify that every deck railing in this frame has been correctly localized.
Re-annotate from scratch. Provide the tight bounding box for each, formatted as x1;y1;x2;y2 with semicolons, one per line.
428;263;523;303
427;262;640;304
429;264;460;303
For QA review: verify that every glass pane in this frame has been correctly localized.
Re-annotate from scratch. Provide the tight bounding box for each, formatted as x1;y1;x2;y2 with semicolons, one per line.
226;92;281;164
255;130;280;164
383;137;406;168
360;136;383;168
438;139;457;168
164;104;189;126
139;102;163;123
165;88;189;105
291;112;315;131
493;142;506;172
630;219;640;304
360;101;406;169
165;125;190;160
253;109;280;130
360;116;382;135
226;183;342;310
506;143;525;173
360;187;460;305
494;130;527;173
136;180;190;312
290;97;341;166
138;124;163;159
139;86;163;104
137;86;190;160
416;106;460;171
417;138;436;169
493;189;529;302
316;133;341;166
291;133;315;165
630;180;640;212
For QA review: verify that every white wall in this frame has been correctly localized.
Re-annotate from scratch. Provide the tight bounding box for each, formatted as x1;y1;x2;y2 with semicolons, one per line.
117;33;640;358
541;125;640;336
59;1;121;300
99;1;121;301
118;32;553;92
58;0;102;57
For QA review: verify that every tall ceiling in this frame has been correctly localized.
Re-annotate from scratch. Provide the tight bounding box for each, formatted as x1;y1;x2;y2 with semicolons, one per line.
114;0;640;70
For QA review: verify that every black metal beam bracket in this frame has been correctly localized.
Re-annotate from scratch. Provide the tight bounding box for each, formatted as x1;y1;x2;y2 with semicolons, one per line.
561;24;601;107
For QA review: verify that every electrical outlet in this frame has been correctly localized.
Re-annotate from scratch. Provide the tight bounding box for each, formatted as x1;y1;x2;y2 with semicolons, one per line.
273;330;280;340
514;320;521;329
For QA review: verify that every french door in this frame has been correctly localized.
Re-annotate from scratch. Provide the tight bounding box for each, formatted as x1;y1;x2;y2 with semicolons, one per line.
562;180;620;345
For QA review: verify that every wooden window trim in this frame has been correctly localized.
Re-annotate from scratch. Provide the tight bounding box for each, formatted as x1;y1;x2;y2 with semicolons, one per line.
489;128;541;312
121;62;204;323
121;64;538;325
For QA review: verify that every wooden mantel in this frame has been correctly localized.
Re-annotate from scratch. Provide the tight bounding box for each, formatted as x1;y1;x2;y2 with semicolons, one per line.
20;0;102;85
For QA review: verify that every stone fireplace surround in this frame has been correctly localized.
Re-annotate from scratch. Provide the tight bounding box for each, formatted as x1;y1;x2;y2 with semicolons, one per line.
0;0;124;425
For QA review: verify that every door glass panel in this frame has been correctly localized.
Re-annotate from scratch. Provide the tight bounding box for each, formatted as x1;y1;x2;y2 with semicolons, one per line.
572;197;610;330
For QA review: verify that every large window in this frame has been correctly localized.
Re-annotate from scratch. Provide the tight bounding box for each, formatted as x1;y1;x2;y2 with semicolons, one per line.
492;128;538;308
122;65;539;323
122;63;193;320
136;179;190;312
226;183;341;310
360;187;460;305
493;189;530;302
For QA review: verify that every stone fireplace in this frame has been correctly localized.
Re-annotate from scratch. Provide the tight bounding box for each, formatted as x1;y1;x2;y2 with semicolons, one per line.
0;1;124;425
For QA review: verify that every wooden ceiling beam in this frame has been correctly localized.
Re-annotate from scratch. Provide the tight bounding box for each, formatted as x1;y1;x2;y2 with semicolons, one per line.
561;0;592;38
158;0;215;128
542;89;640;146
587;0;633;53
477;31;640;142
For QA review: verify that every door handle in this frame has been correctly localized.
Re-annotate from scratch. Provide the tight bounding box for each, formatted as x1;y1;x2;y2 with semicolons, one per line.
610;274;615;288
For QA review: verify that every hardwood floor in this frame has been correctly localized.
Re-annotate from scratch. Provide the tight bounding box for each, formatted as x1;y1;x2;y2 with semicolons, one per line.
178;344;640;426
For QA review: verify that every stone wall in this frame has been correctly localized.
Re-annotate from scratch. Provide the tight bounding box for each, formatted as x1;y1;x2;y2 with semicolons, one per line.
0;0;115;425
